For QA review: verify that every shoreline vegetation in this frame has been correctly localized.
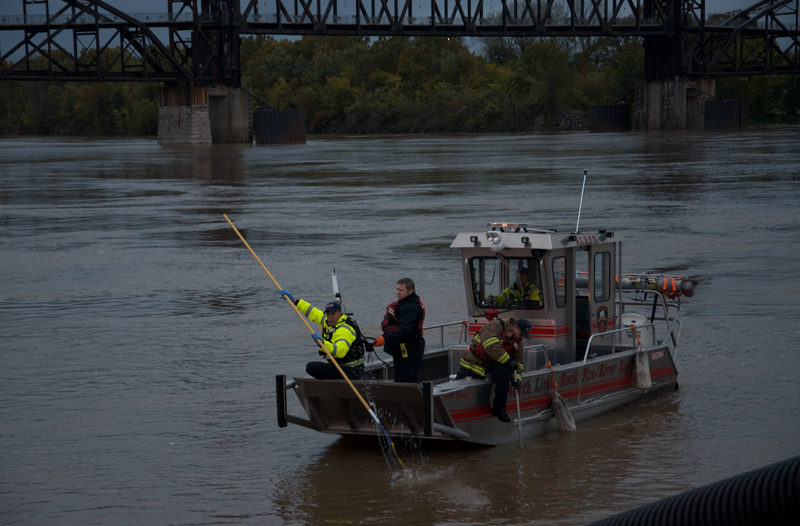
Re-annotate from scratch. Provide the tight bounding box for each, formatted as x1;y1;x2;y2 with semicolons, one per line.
1;25;798;137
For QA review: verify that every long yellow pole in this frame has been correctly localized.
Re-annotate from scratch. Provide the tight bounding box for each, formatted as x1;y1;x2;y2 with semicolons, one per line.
223;214;409;472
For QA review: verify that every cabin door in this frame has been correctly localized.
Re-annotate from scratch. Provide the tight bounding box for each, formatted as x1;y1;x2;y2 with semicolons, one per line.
586;242;617;356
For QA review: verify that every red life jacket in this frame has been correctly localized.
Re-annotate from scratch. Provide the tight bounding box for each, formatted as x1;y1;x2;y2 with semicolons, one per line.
470;320;517;362
381;297;425;336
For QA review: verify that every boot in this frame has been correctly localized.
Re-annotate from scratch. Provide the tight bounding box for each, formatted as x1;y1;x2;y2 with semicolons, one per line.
492;407;511;422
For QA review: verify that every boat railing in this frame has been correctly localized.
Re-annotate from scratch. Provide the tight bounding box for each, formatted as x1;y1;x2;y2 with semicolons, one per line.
423;320;470;351
618;289;683;357
523;343;558;372
583;324;657;363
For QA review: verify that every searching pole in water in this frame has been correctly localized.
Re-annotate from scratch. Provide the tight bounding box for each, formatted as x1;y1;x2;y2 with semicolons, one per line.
575;169;588;234
223;214;411;481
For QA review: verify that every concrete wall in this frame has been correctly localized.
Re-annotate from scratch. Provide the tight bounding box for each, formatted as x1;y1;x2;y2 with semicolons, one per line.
208;87;250;143
157;86;250;144
635;78;715;131
686;79;716;131
157;105;213;144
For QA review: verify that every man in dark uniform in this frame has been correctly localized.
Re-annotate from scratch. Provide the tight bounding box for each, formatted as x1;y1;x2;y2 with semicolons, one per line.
372;277;425;383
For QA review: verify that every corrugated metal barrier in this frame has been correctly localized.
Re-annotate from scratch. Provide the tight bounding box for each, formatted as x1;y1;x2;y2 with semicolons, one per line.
585;455;799;526
589;104;632;133
705;100;749;130
253;110;306;144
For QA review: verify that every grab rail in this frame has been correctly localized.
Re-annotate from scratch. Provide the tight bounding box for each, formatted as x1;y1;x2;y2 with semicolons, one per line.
583;323;657;363
423;320;469;350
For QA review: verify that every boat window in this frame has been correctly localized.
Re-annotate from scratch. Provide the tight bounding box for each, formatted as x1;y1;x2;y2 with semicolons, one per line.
594;251;611;302
552;256;567;308
470;256;543;310
575;249;589;296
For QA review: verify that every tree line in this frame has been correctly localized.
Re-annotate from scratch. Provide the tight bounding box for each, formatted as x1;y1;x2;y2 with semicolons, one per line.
1;31;798;136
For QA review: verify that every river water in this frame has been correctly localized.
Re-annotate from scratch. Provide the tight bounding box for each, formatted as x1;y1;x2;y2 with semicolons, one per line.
2;128;799;525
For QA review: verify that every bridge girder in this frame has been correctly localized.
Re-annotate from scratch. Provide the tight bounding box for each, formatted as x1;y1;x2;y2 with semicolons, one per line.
1;0;798;84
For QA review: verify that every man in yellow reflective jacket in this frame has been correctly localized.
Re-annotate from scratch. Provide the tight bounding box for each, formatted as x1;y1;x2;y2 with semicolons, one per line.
281;290;364;380
455;318;530;422
490;268;542;307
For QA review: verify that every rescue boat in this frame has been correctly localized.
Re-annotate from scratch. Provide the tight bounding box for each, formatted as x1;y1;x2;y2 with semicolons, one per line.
276;222;697;446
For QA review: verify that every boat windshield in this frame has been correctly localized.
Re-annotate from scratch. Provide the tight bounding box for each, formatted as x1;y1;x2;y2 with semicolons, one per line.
469;256;543;310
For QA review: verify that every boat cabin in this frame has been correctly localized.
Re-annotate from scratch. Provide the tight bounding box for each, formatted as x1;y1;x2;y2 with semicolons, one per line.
452;222;621;367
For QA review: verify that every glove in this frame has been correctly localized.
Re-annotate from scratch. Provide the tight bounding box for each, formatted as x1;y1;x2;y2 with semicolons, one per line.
279;289;296;303
311;332;323;344
373;336;385;347
512;379;521;390
506;359;518;370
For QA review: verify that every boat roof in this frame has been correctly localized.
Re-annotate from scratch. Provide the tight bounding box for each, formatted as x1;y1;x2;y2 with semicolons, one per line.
450;222;622;250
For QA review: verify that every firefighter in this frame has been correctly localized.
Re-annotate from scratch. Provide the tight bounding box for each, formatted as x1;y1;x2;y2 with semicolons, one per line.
490;267;542;307
372;277;426;383
279;290;364;380
455;318;530;422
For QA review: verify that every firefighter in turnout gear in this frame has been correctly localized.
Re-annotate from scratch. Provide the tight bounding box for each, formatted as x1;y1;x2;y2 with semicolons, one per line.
455;318;531;422
280;290;364;380
490;267;542;307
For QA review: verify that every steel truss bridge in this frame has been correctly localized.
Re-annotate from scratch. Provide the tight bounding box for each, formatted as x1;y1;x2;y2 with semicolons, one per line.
1;0;799;86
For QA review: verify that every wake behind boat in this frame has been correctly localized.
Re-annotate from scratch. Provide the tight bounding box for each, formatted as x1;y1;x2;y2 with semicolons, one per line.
277;222;697;446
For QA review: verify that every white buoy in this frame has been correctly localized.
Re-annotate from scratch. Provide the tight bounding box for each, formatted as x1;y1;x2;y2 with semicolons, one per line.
632;323;652;391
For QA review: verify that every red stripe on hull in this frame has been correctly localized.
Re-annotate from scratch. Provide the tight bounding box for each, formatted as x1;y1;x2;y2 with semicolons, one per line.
449;361;676;423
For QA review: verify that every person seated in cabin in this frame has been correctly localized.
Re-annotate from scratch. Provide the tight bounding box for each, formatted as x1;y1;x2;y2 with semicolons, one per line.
454;318;530;422
278;290;364;380
488;267;542;307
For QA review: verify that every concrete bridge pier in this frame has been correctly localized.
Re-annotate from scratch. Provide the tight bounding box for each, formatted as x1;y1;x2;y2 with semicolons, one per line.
635;78;716;131
157;86;250;144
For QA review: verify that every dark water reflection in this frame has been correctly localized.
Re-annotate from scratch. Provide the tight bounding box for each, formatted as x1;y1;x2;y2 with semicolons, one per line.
1;128;799;525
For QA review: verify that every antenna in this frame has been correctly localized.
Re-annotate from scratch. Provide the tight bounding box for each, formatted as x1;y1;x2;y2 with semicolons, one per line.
331;267;346;314
575;169;588;234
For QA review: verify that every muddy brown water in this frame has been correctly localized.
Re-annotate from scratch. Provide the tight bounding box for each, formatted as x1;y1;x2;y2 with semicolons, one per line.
2;128;799;525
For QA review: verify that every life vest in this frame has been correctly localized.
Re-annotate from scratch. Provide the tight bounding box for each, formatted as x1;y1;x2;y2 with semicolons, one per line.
469;320;517;362
508;282;542;304
324;315;364;367
381;296;425;336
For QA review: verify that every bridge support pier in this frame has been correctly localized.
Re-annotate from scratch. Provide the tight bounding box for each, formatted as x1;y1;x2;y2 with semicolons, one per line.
157;86;250;144
635;78;716;131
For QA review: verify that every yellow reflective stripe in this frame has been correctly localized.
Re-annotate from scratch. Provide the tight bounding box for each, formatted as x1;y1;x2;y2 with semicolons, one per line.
337;324;356;338
483;337;500;347
459;359;485;376
497;352;511;364
337;358;365;367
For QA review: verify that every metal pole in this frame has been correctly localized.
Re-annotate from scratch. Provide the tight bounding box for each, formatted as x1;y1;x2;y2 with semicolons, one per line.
575;169;588;233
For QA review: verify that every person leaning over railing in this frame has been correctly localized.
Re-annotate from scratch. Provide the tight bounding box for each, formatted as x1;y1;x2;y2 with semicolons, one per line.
455;318;530;422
